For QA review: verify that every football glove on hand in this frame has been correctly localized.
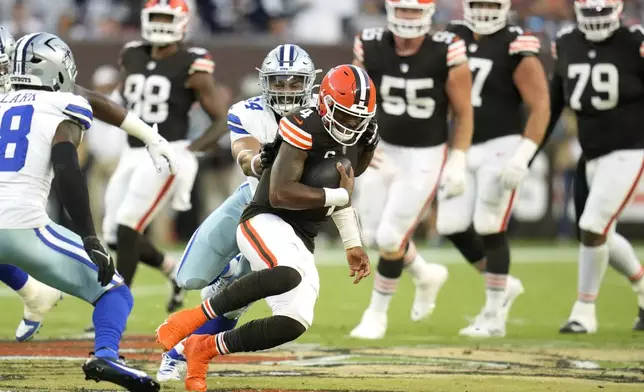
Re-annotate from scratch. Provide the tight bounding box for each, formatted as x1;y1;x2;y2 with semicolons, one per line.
83;236;116;287
499;138;538;190
146;124;179;175
361;117;380;152
259;138;282;169
440;149;467;199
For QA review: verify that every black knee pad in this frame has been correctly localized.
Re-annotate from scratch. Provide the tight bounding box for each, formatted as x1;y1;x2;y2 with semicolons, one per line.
481;232;510;275
377;256;405;279
446;226;485;264
481;232;507;250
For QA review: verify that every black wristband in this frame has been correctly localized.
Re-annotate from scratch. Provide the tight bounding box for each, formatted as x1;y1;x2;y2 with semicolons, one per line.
51;141;95;238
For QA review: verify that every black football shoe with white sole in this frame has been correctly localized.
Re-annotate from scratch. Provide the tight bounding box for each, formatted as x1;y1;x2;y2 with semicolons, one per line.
82;355;160;392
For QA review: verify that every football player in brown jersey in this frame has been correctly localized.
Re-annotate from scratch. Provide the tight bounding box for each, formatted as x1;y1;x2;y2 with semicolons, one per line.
155;65;377;392
440;0;550;338
100;0;228;318
350;0;474;340
545;0;644;333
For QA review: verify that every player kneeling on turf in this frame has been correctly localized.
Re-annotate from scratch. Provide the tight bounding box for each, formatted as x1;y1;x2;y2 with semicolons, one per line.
156;64;378;392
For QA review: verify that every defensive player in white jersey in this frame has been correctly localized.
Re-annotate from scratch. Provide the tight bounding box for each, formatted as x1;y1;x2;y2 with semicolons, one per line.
0;27;63;343
156;44;319;382
1;33;159;391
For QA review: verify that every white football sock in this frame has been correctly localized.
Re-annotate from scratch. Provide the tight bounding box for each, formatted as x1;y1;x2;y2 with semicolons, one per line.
404;242;426;278
607;233;644;282
16;275;39;301
484;273;507;312
578;244;609;303
369;273;399;313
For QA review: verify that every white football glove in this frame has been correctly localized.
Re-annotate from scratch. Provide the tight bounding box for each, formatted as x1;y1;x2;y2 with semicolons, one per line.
146;124;179;174
440;149;467;198
499;138;538;190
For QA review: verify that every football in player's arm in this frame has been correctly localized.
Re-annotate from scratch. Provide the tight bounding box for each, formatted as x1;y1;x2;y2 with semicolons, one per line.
268;130;370;282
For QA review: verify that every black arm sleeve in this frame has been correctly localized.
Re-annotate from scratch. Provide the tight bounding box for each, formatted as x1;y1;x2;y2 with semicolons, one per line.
51;141;95;238
529;72;565;167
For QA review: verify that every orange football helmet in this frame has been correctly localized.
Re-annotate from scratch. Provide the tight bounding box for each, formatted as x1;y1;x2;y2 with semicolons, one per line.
318;64;377;146
141;0;189;45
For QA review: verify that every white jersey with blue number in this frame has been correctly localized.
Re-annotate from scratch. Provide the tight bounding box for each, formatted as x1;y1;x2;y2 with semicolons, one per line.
227;95;280;194
0;90;93;229
227;95;319;194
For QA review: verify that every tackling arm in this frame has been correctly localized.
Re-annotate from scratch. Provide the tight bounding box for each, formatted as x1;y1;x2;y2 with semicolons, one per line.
446;62;474;152
269;142;348;210
231;136;263;178
187;73;230;152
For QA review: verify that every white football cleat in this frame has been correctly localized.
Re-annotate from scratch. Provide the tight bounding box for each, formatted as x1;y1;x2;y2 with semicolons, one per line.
349;309;387;340
560;301;597;334
459;309;506;338
156;352;186;382
16;279;63;342
410;263;449;322
500;276;525;321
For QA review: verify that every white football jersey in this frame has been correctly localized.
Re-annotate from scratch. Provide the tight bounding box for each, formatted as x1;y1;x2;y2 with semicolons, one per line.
227;94;318;194
0;90;93;228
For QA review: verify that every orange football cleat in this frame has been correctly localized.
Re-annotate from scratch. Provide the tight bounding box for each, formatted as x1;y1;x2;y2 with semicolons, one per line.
156;307;208;351
184;334;219;392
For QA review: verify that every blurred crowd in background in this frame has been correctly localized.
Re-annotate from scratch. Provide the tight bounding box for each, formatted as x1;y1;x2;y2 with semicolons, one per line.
3;0;644;44
2;0;629;248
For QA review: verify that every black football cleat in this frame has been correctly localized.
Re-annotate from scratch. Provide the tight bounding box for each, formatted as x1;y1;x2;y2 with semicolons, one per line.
634;308;644;331
166;278;185;313
82;355;160;392
560;321;590;334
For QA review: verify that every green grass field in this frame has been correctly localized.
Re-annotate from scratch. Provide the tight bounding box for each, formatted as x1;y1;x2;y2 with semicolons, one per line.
1;244;643;391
